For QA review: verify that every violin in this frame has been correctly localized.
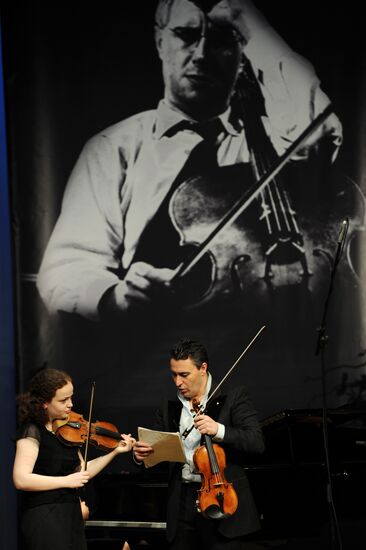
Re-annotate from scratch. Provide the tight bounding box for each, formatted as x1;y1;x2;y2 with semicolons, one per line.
192;400;238;520
52;410;124;452
166;60;363;310
167;105;339;305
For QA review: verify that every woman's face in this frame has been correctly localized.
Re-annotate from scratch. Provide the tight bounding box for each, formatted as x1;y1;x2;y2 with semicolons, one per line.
43;381;73;422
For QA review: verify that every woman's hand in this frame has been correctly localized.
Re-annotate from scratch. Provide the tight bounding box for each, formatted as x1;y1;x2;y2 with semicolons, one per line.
80;499;90;521
64;470;90;488
114;433;136;454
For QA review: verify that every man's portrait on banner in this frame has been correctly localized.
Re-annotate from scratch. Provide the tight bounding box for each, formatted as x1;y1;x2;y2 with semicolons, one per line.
3;0;365;423
37;0;342;324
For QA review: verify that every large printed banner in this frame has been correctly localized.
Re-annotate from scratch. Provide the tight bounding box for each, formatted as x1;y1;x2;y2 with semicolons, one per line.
2;2;366;444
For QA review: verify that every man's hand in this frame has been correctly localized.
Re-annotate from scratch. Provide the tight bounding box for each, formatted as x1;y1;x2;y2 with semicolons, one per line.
100;261;175;315
206;0;264;44
194;414;218;436
133;440;154;462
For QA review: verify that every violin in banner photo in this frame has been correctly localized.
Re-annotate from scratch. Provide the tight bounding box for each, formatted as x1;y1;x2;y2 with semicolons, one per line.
161;63;365;310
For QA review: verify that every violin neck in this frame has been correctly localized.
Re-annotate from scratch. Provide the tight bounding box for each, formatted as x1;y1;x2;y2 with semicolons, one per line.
204;434;220;475
193;401;220;474
94;425;121;441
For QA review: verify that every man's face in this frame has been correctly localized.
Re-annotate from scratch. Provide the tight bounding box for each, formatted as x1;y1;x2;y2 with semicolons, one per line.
156;0;243;119
170;357;208;400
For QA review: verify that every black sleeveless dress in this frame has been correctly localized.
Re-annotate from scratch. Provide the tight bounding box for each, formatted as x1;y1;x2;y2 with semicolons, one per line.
16;423;87;550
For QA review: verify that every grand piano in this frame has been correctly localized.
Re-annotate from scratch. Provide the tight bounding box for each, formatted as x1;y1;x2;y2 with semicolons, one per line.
85;406;366;549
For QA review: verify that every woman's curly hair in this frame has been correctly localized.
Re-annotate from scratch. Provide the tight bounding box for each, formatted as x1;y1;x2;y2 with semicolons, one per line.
17;368;72;426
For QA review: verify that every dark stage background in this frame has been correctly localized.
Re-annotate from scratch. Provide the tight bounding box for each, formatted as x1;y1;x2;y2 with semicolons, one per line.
2;0;366;480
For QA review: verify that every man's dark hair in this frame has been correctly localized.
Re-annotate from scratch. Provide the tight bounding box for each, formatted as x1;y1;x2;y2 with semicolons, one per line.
170;338;209;369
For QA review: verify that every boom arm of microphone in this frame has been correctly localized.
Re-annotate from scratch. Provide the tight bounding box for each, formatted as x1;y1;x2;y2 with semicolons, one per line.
335;217;349;266
315;217;349;356
337;218;349;243
314;217;349;550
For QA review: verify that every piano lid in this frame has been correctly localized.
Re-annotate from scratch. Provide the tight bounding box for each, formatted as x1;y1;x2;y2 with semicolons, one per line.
259;405;366;465
261;404;366;429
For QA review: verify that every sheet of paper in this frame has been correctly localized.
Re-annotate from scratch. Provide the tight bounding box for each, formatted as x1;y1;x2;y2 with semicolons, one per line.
138;426;186;468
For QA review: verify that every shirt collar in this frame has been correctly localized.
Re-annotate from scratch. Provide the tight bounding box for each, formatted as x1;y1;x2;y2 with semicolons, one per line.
155;99;240;140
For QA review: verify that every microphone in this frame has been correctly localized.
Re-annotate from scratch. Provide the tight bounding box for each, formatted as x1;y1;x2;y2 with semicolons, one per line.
337;218;349;245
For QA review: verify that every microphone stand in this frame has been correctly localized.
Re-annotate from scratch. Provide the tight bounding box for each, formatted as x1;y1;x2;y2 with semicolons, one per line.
315;218;349;550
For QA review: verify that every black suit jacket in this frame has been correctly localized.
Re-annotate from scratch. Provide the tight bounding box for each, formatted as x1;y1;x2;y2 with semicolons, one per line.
154;383;265;542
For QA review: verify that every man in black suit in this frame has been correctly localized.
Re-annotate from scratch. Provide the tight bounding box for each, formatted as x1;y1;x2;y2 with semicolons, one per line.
134;338;265;549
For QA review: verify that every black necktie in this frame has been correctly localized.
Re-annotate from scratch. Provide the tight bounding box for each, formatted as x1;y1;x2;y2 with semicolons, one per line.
131;119;224;268
174;118;223;178
163;118;224;182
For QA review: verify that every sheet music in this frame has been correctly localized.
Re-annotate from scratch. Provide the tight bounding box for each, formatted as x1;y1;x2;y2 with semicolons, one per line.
138;426;186;468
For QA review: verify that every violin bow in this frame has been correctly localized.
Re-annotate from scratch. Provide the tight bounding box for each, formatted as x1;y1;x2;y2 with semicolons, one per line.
206;324;266;407
182;324;266;438
83;381;96;469
171;104;334;281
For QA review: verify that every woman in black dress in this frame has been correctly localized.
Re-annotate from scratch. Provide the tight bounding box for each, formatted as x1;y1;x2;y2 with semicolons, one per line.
13;368;135;550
